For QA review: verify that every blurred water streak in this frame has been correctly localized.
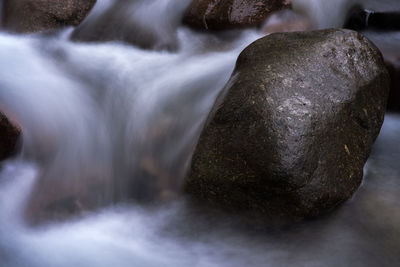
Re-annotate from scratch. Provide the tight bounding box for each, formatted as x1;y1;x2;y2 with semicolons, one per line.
0;0;399;266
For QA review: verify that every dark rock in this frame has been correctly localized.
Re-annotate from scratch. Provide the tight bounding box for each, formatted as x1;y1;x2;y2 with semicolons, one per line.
343;5;369;31
368;11;400;31
0;112;20;161
2;0;96;33
185;29;390;221
343;5;400;31
385;57;400;111
183;0;291;31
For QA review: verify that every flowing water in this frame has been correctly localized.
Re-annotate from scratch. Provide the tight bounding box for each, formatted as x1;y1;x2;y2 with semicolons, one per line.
0;0;399;266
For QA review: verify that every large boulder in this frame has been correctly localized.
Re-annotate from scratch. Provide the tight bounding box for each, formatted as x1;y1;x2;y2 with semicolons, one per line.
185;29;390;221
2;0;96;33
183;0;291;31
0;112;20;161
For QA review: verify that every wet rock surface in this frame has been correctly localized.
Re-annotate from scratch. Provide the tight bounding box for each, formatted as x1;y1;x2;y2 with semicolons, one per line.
0;112;20;161
186;29;390;221
183;0;291;31
2;0;96;33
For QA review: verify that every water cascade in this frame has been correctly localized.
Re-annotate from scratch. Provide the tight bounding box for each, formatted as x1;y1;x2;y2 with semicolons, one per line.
0;0;399;266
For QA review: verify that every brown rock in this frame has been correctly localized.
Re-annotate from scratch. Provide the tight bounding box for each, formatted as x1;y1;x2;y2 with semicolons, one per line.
0;112;20;161
183;0;291;30
2;0;96;33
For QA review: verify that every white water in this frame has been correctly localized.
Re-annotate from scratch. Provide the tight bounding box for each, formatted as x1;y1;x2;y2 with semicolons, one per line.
291;0;400;28
0;7;260;214
0;0;399;266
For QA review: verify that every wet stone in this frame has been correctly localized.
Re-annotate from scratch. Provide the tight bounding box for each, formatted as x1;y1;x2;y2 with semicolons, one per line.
183;0;291;31
185;29;390;222
2;0;96;33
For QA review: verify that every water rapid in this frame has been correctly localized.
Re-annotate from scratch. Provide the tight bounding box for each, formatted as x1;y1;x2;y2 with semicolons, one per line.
0;0;399;266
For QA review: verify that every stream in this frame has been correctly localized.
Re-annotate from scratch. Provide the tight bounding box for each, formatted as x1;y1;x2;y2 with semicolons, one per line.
0;0;399;266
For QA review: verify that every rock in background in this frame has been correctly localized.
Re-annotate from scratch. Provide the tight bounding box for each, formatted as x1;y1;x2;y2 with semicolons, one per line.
183;0;291;31
0;112;20;161
185;29;390;221
2;0;96;33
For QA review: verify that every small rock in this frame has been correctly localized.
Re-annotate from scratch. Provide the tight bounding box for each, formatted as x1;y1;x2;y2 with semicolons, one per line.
2;0;96;33
0;112;20;161
183;0;292;31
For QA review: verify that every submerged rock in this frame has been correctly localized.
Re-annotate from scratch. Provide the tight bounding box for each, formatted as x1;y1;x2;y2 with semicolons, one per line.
186;29;390;221
71;0;188;50
343;5;400;32
2;0;96;33
183;0;291;31
261;10;314;34
24;172;109;225
0;112;20;161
